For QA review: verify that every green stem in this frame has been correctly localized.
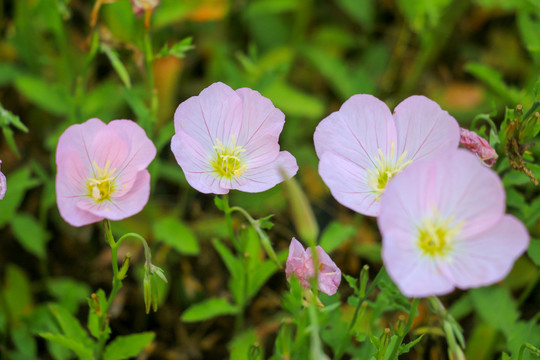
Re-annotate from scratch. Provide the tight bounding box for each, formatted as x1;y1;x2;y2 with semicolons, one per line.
334;266;387;360
523;101;540;120
229;206;282;268
143;28;157;137
221;195;241;252
471;114;498;135
387;298;420;360
220;195;246;332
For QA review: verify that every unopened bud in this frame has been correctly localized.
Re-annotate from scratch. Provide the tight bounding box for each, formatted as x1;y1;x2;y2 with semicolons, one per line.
359;264;369;298
280;169;319;246
459;128;498;167
143;275;151;314
117;253;131;280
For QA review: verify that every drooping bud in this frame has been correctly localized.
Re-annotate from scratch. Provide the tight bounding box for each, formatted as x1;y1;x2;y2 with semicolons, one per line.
459;128;498;167
285;238;341;296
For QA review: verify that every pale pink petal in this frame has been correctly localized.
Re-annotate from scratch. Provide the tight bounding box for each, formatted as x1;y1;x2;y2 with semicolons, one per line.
393;96;460;163
56;118;155;226
170;132;231;194
382;229;455;297
378;157;433;235
313;246;341;296
314;94;397;170
459;128;498;167
441;215;529;289
174;82;242;151
286;238;308;280
235;87;285;152
319;152;379;216
243;135;280;168
77;170;151;221
428;150;505;237
0;162;6;200
56;118;106;170
235;151;298;193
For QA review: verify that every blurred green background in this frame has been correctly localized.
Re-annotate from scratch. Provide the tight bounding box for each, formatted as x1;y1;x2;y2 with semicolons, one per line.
0;0;539;359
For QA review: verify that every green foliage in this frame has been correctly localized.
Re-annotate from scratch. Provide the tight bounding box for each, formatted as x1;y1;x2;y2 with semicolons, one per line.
153;216;200;255
11;213;50;259
181;297;239;322
103;332;155;360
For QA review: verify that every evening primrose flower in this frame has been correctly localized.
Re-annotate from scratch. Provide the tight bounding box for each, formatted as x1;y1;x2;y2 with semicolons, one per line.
56;118;156;227
171;82;298;194
0;160;6;200
314;95;460;217
460;128;498;167
378;149;529;297
286;238;341;296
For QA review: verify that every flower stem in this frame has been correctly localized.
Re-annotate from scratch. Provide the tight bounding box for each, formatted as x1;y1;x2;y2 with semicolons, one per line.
104;220;123;310
229;206;282;269
333;266;387;360
220;195;247;332
387;297;420;360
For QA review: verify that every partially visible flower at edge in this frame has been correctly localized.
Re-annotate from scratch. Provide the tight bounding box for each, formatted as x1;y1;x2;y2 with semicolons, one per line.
56;118;156;227
314;94;460;217
171;82;298;195
130;0;160;16
0;160;6;200
460;127;498;167
378;149;529;298
285;238;341;296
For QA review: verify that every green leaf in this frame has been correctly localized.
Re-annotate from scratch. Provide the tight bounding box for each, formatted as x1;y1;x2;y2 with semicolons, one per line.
518;11;540;57
48;278;91;314
470;286;519;333
153;217;200;255
14;76;70;115
0;102;27;131
47;304;93;347
261;80;325;119
319;221;356;253
398;334;424;355
11;324;37;358
397;0;452;32
335;0;374;29
3;264;33;322
181;297;239;322
0;167;41;228
159;37;194;59
230;329;263;360
247;260;279;299
103;332;155;360
465;62;521;105
214;196;225;211
527;239;540;266
101;44;131;89
11;213;50;259
40;333;93;360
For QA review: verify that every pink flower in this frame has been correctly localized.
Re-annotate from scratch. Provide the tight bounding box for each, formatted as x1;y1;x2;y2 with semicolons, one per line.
285;238;341;296
56;118;156;227
130;0;160;16
378;149;529;298
314;95;460;217
0;160;6;200
171;82;298;194
459;128;498;167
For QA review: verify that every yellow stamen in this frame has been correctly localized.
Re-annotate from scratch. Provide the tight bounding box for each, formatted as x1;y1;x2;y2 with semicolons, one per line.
367;142;412;200
417;209;462;257
211;135;247;179
87;160;116;202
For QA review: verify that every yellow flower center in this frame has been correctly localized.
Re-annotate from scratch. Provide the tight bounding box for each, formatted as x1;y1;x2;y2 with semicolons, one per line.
367;142;412;200
417;211;461;257
87;160;116;202
211;136;247;179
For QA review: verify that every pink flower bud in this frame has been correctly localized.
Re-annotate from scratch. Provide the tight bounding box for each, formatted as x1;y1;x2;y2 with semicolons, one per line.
130;0;160;16
285;238;341;296
459;128;498;167
0;160;6;200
